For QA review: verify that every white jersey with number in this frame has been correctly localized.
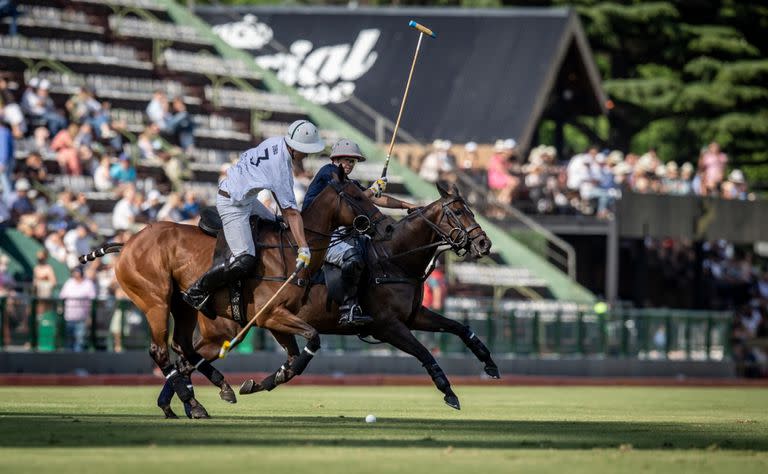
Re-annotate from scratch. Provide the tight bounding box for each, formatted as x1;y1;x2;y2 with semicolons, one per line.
219;136;298;210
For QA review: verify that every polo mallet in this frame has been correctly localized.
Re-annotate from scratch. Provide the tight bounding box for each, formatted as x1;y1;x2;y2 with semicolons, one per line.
218;262;305;359
382;20;437;178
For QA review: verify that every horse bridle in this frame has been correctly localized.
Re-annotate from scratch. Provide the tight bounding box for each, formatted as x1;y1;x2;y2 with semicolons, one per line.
386;196;484;260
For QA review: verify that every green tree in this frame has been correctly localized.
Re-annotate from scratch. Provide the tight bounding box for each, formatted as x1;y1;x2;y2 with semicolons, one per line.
551;0;768;184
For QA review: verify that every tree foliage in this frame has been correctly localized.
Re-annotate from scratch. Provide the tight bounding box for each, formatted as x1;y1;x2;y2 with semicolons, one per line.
549;0;768;184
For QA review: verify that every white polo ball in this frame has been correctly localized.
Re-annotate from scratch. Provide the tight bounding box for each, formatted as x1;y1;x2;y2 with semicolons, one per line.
365;414;377;423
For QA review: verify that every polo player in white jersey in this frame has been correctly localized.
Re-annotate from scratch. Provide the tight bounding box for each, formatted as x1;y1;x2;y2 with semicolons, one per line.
182;120;325;312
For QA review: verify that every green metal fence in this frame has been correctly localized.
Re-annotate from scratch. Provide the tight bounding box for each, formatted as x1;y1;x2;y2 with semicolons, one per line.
0;296;732;360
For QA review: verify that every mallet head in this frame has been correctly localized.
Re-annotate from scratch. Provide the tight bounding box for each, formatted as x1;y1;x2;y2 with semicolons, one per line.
408;21;437;38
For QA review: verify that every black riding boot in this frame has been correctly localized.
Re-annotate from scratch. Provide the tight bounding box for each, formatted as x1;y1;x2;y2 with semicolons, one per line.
338;248;373;327
182;254;257;318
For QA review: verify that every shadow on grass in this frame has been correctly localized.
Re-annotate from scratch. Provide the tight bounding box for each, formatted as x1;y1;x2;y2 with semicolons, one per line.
1;413;765;450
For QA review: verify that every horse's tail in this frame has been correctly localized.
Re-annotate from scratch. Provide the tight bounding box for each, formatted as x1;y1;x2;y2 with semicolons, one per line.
79;242;124;265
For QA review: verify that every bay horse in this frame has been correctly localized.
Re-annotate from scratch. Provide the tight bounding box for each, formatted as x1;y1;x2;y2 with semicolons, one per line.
159;181;495;415
82;168;388;418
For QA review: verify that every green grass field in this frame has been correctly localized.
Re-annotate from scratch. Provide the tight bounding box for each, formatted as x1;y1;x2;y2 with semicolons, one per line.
0;385;767;473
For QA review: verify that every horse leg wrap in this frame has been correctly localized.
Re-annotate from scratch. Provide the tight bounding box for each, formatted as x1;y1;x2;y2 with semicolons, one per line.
162;365;194;403
290;343;319;377
157;379;175;408
195;359;224;387
424;363;451;393
464;328;492;361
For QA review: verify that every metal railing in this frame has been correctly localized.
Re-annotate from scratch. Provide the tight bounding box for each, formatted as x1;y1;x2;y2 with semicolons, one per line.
0;296;732;360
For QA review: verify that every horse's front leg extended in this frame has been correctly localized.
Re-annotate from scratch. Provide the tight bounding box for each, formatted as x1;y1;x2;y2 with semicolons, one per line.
408;306;500;379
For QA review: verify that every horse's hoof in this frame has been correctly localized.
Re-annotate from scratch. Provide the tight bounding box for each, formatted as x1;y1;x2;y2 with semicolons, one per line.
444;394;461;410
160;405;178;419
220;385;237;404
239;379;255;395
189;404;210;419
484;364;501;379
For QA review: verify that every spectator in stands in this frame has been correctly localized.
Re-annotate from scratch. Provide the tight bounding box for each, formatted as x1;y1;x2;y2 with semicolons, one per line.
146;90;169;128
65;87;100;124
9;178;34;225
419;139;455;183
0;0;20;36
74;122;94;149
167;97;195;150
93;155;113;192
157;192;183;222
0;110;13;181
180;190;201;221
1;77;25;138
159;150;184;192
30;126;50;155
487;139;519;206
59;267;96;352
0;253;15;298
679;162;695;195
137;123;163;161
51;123;81;175
725;169;750;200
141;190;163;222
698;142;728;196
44;229;68;264
423;260;447;312
16;152;48;186
63;224;92;269
32;249;57;324
461;141;479;171
90;101;123;151
109;154;137;188
20;79;66;136
112;185;138;231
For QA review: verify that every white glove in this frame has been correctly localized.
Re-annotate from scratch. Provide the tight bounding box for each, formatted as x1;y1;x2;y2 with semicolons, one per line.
368;177;388;198
296;247;311;270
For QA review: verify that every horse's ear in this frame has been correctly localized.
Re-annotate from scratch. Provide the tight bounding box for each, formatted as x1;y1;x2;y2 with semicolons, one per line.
436;180;451;198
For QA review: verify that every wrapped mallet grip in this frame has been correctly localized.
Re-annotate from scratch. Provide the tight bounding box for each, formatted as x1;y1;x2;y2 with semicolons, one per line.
409;21;437;38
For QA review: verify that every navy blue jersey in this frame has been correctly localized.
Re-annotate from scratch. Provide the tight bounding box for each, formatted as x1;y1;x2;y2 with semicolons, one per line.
302;163;365;212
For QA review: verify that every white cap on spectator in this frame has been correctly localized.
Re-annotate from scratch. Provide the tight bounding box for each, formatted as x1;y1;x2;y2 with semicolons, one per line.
729;169;745;184
148;190;161;201
39;79;51;90
494;139;505;152
613;162;632;175
28;77;39;88
638;153;656;172
595;153;607;164
655;165;667;178
503;138;517;150
16;178;31;191
432;139;443;149
441;140;452;150
543;145;556;158
607;150;624;164
666;161;678;172
465;141;478;152
681;162;694;175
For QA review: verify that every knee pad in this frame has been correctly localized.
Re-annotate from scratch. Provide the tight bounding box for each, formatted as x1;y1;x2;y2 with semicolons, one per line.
228;254;258;277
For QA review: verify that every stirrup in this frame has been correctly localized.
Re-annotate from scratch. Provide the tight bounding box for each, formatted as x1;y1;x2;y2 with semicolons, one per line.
338;305;373;327
182;291;210;311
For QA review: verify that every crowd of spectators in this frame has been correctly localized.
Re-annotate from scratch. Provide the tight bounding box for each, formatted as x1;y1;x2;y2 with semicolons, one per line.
412;138;752;220
0;73;211;350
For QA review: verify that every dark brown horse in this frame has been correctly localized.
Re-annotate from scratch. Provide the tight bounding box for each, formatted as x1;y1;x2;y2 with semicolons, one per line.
82;170;388;418
159;182;494;415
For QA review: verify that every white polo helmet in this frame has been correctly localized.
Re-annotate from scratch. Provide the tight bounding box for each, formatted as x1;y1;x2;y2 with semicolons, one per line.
285;120;325;154
330;138;366;162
